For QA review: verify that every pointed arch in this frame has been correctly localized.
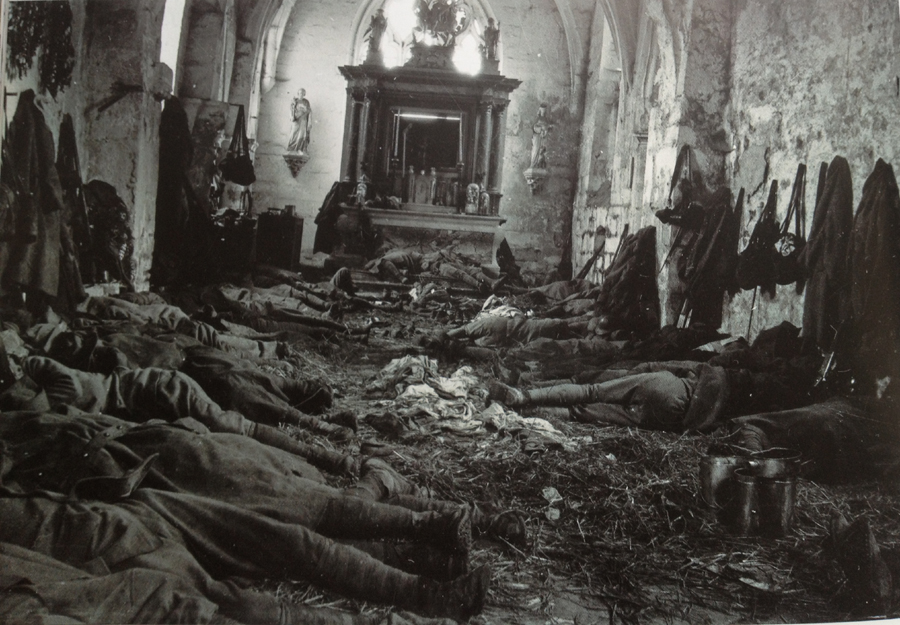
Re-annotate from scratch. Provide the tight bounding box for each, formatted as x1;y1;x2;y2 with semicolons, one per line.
552;0;585;114
597;0;639;88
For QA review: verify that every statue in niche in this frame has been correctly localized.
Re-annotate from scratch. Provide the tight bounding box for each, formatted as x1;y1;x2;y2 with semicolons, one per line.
287;88;312;154
482;18;500;60
529;103;552;169
364;8;387;63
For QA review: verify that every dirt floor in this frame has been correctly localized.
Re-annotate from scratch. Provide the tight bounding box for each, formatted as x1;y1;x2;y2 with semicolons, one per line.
262;304;900;625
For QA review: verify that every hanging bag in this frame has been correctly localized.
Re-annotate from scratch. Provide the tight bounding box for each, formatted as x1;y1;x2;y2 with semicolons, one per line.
774;163;807;288
220;105;256;186
656;145;705;231
735;179;780;296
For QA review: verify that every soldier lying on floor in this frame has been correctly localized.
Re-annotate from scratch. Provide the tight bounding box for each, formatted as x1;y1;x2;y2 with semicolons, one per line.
17;355;355;473
0;410;515;622
487;359;816;433
28;307;289;363
443;313;594;347
366;249;506;293
19;321;352;442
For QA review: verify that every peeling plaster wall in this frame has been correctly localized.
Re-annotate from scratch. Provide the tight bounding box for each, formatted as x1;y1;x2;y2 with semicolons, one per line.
572;12;622;282
251;0;587;272
492;0;585;272
722;0;900;340
573;4;665;289
573;0;738;324
642;0;732;325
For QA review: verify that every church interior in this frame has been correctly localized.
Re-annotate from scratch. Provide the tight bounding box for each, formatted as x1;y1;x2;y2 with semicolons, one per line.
1;0;900;623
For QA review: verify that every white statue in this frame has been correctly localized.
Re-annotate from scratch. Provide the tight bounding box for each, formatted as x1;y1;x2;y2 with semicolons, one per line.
287;88;312;154
530;103;551;169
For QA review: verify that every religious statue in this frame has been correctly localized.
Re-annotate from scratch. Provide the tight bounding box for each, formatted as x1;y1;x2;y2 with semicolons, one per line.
287;88;311;154
523;104;551;194
534;146;548;169
479;187;492;215
364;9;387;63
429;167;438;205
483;18;500;61
355;172;369;207
465;181;480;214
529;103;551;169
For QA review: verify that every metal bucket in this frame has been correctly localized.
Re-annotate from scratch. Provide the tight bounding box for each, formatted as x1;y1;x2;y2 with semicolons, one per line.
758;476;796;537
699;455;747;509
747;449;802;479
732;468;759;536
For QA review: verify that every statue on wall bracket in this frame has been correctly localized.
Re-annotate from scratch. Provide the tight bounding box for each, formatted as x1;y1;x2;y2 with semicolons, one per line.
284;87;312;177
523;103;552;194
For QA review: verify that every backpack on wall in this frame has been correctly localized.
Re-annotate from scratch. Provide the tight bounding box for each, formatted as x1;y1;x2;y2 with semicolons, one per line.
735;180;780;297
220;105;256;187
773;163;808;291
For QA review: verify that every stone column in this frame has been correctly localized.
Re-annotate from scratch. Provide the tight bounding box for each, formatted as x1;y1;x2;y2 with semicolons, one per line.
488;102;507;192
178;0;236;101
340;92;361;181
82;0;167;291
356;94;372;180
477;101;493;185
470;111;482;185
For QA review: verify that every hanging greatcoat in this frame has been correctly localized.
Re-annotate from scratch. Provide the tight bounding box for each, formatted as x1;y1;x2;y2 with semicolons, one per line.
0;90;66;299
798;156;853;354
846;159;900;387
55;113;87;311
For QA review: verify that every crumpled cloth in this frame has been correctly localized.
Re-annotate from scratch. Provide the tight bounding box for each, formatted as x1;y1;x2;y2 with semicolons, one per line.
373;358;575;449
367;355;439;397
479;296;525;318
478;403;572;451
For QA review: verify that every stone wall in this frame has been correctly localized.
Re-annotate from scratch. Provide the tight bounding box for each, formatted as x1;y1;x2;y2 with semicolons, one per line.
721;0;900;339
251;0;591;273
